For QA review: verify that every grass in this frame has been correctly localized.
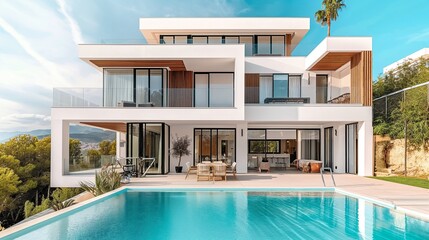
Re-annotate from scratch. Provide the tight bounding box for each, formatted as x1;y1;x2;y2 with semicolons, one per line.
370;176;429;189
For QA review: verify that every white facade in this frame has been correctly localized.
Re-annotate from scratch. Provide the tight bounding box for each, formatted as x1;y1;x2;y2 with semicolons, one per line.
51;18;373;187
383;48;429;73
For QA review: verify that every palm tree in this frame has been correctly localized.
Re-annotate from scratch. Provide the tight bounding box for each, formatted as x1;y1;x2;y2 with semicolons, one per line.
315;0;346;36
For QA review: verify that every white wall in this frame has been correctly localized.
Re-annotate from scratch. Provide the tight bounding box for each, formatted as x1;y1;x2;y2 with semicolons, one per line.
329;63;351;100
246;105;372;123
245;57;306;74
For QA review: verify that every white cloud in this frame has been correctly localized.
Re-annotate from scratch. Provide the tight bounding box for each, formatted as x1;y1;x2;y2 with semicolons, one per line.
56;0;84;44
0;0;247;132
0;16;68;85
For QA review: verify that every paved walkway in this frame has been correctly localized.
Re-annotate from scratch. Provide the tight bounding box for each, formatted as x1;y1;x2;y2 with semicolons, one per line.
129;171;429;219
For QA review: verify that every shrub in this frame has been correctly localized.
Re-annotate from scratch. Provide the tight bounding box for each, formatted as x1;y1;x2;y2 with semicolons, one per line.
51;199;75;211
24;197;51;218
80;168;121;196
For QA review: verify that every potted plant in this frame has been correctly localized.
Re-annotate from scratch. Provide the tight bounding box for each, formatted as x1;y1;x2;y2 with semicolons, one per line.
171;135;191;173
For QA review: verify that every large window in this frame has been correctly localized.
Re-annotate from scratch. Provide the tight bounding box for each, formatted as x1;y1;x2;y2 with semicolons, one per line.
104;69;134;107
194;128;236;164
297;129;320;160
256;35;285;55
126;123;170;174
160;35;284;56
194;73;234;107
273;74;289;98
104;68;166;107
316;75;328;103
255;74;302;103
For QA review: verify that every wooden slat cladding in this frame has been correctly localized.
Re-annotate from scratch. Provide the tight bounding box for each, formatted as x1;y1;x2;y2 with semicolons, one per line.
90;60;186;71
168;71;193;107
310;52;357;71
245;74;260;104
350;51;372;106
286;34;292;56
80;122;127;133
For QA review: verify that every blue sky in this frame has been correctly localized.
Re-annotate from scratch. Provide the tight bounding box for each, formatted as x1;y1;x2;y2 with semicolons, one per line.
0;0;428;132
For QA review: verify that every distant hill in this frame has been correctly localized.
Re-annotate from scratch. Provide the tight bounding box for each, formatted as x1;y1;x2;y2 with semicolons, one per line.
0;125;116;143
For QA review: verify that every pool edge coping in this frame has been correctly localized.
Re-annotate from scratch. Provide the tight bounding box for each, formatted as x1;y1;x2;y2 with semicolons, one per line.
1;186;429;238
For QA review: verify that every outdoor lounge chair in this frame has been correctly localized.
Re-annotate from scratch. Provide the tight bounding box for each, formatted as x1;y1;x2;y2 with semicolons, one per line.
185;162;197;179
212;164;227;182
226;162;237;179
197;164;211;181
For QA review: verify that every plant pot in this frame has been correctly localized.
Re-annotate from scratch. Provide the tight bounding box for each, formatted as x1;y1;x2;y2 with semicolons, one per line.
175;166;183;173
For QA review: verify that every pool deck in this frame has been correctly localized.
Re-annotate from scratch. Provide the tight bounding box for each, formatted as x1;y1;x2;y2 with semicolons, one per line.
129;171;429;219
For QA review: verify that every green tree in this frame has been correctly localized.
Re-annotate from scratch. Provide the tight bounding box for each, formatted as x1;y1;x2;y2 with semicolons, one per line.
0;167;21;212
315;0;346;36
0;135;49;227
24;197;51;218
373;58;429;98
87;149;101;168
98;140;116;155
69;138;82;166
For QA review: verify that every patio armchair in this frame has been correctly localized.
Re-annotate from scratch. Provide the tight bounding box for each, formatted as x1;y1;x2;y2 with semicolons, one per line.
212;164;227;182
197;164;211;181
185;162;197;179
226;162;237;179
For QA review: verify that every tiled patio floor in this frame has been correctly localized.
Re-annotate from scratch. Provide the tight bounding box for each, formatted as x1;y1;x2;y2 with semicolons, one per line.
129;170;429;219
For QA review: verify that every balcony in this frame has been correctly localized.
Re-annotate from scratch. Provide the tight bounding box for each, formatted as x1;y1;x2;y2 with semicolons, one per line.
53;87;234;108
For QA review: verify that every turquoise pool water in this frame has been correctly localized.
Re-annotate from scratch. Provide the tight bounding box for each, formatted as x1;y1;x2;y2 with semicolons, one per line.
4;190;429;240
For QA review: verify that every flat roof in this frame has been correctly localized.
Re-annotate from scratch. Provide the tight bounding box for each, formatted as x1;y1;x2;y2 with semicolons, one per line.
305;37;372;71
383;48;429;73
139;17;310;52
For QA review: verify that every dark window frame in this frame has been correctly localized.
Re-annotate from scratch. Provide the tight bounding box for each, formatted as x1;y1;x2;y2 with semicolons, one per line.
125;122;170;175
193;72;235;108
255;35;285;55
193;128;236;165
248;128;321;161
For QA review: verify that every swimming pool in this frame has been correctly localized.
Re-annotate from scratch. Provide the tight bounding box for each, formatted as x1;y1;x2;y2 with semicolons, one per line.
2;188;429;239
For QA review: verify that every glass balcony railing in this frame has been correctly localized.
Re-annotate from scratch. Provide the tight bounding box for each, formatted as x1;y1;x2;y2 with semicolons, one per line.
244;87;353;105
159;41;286;56
53;88;234;108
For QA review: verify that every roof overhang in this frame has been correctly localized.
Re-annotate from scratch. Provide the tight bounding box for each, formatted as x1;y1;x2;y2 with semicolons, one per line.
139;17;310;53
79;44;241;72
305;37;372;71
81;122;127;133
89;60;186;71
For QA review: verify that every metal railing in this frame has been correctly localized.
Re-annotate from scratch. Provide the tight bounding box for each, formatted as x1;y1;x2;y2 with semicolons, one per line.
320;167;336;187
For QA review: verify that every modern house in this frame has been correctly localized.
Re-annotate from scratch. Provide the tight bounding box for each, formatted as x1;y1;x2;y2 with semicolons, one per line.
51;18;373;187
383;48;429;74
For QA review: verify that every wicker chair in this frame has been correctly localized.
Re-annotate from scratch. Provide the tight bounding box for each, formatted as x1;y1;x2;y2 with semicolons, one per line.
185;162;197;179
212;164;227;182
197;164;211;181
226;162;237;179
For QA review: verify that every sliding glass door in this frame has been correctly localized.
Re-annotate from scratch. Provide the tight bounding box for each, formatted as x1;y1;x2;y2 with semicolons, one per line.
194;73;234;107
316;75;328;103
324;127;333;168
345;123;358;174
104;68;166;107
297;129;320;160
194;129;236;164
126;123;169;174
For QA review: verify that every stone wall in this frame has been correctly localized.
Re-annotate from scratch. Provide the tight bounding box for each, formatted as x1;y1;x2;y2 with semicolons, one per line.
374;135;429;177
